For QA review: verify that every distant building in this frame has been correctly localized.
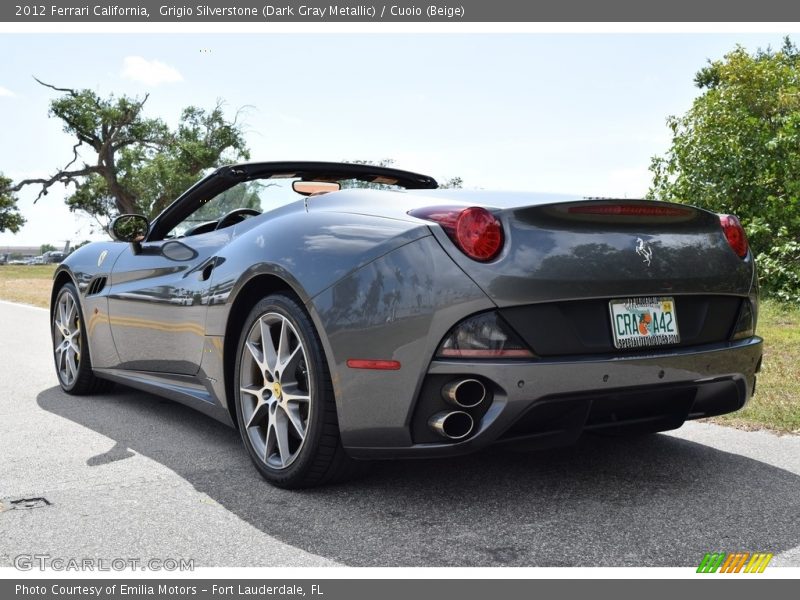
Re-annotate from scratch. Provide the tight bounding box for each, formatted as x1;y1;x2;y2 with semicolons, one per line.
0;245;41;258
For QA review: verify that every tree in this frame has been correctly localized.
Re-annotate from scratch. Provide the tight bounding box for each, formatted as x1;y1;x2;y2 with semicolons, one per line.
40;243;56;254
2;80;250;226
438;176;463;189
0;174;24;233
649;38;800;301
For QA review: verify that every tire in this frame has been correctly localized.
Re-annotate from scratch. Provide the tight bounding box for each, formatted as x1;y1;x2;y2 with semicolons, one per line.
52;283;112;395
233;292;360;488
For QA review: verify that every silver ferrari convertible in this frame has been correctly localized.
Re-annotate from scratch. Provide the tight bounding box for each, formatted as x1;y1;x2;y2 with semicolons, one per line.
51;161;762;487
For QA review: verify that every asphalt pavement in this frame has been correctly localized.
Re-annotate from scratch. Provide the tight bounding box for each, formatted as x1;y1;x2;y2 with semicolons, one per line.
1;300;798;568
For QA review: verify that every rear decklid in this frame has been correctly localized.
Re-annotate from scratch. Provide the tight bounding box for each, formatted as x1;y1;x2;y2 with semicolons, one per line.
409;196;756;356
414;197;755;306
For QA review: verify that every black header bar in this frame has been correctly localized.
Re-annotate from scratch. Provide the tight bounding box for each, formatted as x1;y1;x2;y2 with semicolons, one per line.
3;0;800;22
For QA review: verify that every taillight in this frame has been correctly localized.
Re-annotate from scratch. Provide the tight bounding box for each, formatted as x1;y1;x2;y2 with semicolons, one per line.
568;204;692;217
409;206;504;261
719;214;749;258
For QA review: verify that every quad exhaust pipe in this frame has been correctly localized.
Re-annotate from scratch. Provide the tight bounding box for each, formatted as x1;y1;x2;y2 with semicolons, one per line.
442;378;487;409
428;411;474;440
427;379;487;440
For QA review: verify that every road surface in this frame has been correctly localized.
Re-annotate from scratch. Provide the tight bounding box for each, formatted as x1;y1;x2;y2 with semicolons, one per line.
1;300;798;568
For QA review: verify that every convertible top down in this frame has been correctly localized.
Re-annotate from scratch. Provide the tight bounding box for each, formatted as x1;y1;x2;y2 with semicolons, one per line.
51;161;763;487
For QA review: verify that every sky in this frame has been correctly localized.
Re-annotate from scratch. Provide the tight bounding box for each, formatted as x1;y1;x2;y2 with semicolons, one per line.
0;32;795;247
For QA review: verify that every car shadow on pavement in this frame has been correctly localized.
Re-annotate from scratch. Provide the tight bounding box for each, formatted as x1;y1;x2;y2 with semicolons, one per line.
37;385;800;567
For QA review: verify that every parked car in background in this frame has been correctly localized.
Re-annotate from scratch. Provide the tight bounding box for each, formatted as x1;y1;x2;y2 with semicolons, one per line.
44;251;67;264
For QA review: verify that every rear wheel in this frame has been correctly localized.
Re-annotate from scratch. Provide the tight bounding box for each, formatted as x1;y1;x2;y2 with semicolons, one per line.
52;283;111;395
233;293;359;488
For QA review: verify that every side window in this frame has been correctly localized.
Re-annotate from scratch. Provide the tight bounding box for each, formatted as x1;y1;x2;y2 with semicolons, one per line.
166;181;268;238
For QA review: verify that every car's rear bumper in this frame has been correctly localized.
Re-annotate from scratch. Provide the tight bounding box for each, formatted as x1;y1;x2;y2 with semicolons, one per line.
344;336;763;459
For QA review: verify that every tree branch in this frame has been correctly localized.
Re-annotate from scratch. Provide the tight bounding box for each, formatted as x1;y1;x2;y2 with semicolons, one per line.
63;141;83;171
33;76;79;96
7;166;98;202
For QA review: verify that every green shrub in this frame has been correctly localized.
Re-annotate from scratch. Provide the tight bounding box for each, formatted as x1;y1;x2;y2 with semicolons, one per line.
754;229;800;304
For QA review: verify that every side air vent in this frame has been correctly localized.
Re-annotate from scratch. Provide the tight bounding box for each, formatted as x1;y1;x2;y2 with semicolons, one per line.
86;276;107;296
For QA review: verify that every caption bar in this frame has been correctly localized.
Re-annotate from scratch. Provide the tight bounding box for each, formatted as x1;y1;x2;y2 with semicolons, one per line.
4;0;800;22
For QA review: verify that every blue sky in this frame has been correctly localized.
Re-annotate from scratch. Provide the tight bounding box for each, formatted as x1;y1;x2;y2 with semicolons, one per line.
0;33;793;246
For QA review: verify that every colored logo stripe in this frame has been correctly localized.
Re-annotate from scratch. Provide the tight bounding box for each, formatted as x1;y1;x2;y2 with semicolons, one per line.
744;553;773;573
720;552;749;573
697;552;772;573
697;553;726;573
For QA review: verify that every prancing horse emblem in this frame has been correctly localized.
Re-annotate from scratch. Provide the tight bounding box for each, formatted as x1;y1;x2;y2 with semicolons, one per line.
635;238;653;266
97;250;108;267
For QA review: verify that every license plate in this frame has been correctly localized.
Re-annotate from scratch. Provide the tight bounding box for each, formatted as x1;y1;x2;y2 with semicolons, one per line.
609;296;680;349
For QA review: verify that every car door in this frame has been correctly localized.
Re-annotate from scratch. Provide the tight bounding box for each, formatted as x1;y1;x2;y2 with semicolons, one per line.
107;228;231;375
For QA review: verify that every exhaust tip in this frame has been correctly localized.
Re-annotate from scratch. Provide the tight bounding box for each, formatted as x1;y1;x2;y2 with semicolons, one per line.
442;378;487;409
428;411;474;440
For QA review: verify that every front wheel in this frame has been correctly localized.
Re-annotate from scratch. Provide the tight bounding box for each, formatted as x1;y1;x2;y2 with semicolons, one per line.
233;293;359;488
52;283;110;394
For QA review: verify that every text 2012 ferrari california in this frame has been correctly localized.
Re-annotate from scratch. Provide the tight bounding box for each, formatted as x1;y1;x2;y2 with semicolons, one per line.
51;161;762;488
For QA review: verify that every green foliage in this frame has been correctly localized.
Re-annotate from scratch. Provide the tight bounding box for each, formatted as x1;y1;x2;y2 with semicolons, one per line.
112;215;149;242
111;104;251;217
0;174;25;233
40;243;56;254
5;82;249;223
749;222;800;304
438;176;463;189
649;37;800;302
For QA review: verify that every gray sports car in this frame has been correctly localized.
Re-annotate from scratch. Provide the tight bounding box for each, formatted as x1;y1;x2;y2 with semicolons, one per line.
51;161;763;488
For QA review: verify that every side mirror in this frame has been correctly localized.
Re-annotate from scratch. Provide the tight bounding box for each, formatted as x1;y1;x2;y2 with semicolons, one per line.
109;214;150;254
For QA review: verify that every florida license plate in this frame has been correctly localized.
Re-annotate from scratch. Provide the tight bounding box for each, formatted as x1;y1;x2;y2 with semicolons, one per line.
609;296;680;349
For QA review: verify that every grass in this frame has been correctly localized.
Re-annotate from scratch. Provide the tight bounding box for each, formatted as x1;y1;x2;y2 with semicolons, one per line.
709;299;800;434
0;265;797;433
0;264;56;308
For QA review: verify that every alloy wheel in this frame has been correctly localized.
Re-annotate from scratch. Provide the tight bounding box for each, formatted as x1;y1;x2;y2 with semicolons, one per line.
54;291;81;387
239;312;311;470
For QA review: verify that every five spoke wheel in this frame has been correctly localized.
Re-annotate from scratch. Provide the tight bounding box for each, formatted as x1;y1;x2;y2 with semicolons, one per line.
239;312;311;470
53;289;81;387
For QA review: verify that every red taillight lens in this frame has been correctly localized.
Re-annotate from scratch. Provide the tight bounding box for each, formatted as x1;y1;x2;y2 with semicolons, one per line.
455;207;504;261
568;204;692;217
409;206;504;261
719;214;749;258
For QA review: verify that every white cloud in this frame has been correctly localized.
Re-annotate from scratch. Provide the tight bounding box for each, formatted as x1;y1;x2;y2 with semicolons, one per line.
120;56;183;86
0;86;16;97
